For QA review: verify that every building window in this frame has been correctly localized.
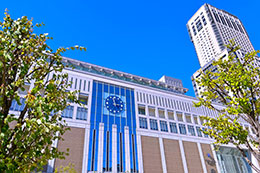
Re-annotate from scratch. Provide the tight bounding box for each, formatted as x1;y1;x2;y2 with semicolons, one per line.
219;15;227;26
138;105;146;115
150;119;158;131
237;23;244;34
160;120;168;132
167;110;174;120
79;93;89;105
185;113;192;123
196;127;203;137
196;20;203;32
139;117;148;129
187;125;196;136
201;15;207;25
62;105;74;118
231;21;239;31
179;124;187;135
213;12;220;23
158;109;165;118
192;26;197;36
193;115;199;124
202;127;209;138
148;107;156;117
199;116;204;125
225;17;233;29
177;112;183;121
169;122;178;133
10;98;26;111
76;107;88;120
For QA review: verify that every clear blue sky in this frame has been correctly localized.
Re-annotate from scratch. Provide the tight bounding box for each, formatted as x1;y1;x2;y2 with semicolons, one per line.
2;0;260;96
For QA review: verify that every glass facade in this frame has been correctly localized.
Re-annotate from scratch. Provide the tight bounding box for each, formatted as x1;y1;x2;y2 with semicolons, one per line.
87;81;139;172
216;146;252;173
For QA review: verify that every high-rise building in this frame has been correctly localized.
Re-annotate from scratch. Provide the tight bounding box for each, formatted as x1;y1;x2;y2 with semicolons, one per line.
187;3;254;67
187;3;257;98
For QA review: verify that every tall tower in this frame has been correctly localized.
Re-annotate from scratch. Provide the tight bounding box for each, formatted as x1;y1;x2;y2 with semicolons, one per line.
187;4;256;98
187;3;254;67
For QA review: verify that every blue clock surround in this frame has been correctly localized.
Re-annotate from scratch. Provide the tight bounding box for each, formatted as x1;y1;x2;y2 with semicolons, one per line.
105;95;124;114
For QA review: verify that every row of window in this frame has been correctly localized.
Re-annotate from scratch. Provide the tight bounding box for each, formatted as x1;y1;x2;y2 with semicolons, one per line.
10;98;88;120
136;91;219;117
139;117;207;137
136;92;192;112
212;11;244;34
62;106;88;120
191;14;208;36
138;105;206;125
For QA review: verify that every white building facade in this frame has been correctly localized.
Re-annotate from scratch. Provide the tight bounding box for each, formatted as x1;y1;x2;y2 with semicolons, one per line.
8;57;257;172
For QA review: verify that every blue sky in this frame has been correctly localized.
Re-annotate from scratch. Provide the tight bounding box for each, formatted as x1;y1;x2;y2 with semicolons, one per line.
1;0;260;96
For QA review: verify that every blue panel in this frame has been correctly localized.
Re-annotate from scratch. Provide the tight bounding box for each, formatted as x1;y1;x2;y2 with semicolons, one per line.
88;81;138;172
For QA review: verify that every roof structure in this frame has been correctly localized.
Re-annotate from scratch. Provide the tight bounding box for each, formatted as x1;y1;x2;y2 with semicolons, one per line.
62;57;188;94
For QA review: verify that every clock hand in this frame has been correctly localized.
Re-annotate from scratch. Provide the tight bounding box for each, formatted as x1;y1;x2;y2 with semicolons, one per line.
112;97;116;106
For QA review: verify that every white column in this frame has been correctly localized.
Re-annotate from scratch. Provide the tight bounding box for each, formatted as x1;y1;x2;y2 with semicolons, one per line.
251;152;260;173
82;125;90;173
136;134;143;173
159;137;167;173
112;124;117;173
197;143;207;173
97;123;104;172
210;144;221;173
179;140;188;173
125;126;131;172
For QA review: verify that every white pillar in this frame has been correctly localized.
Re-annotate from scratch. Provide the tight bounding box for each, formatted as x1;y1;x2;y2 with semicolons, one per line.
82;125;90;173
179;140;188;173
97;123;104;172
136;134;143;173
210;144;221;173
197;143;207;173
159;137;167;173
112;124;117;173
125;126;131;172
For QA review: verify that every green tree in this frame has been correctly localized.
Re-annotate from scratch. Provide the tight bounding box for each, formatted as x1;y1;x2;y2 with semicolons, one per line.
0;11;86;172
195;40;260;172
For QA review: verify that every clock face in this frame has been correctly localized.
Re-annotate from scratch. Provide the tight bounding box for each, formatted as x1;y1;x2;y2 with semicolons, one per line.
105;95;124;114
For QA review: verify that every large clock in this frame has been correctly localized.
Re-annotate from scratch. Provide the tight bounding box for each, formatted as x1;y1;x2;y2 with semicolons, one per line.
105;95;124;114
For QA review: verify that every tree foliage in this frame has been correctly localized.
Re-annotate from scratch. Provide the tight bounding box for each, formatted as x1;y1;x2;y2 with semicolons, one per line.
195;40;260;172
0;11;86;172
